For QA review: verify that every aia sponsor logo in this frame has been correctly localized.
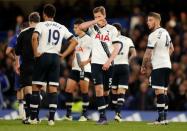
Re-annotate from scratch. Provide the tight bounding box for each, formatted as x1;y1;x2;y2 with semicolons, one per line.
95;34;110;42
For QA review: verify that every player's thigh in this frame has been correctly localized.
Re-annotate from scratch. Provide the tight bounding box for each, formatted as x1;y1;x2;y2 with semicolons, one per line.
164;68;171;88
32;54;49;87
91;64;103;86
111;66;118;91
118;65;129;90
79;72;91;93
65;70;79;93
69;70;80;83
47;54;60;87
103;66;113;92
66;78;78;92
151;68;166;91
20;64;33;90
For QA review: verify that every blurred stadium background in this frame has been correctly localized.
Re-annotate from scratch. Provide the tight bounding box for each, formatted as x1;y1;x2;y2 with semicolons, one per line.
0;0;187;122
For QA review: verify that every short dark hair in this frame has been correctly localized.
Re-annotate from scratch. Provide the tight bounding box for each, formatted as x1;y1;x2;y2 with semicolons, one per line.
43;4;56;18
112;23;122;32
74;18;84;25
148;12;161;21
93;6;106;15
29;12;40;23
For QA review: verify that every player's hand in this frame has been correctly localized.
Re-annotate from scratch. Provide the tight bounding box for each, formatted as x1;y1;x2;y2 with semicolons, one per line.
34;52;42;58
140;66;146;75
80;60;88;69
102;61;111;71
59;53;65;60
96;16;106;23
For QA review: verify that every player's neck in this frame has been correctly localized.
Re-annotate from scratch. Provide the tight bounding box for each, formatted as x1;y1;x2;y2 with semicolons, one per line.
153;25;161;31
97;23;107;28
45;18;54;21
30;23;37;28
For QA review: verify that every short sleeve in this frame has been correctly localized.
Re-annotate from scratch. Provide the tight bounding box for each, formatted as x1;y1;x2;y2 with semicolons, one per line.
63;26;74;41
167;32;172;44
86;26;95;35
111;27;120;44
128;38;135;48
34;22;42;35
147;35;157;49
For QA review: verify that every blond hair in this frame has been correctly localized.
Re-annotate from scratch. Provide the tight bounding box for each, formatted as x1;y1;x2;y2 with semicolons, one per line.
148;12;161;21
93;6;106;15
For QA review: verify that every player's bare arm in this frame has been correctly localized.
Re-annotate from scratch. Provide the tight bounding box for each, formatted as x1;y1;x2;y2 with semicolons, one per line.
169;43;174;56
102;43;121;70
14;55;20;75
59;38;78;59
141;48;152;75
32;32;41;57
129;48;137;63
6;47;15;60
79;17;105;30
80;58;91;69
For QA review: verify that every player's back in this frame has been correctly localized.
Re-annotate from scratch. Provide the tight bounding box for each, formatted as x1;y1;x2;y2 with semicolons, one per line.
114;35;134;65
148;27;171;69
17;27;35;63
35;21;73;54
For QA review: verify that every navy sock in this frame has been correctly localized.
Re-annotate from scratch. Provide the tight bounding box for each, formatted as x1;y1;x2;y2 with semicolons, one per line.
30;91;40;120
24;93;31;118
111;93;118;110
48;93;58;121
116;93;125;114
156;94;165;121
164;94;169;120
82;93;89;116
104;95;110;108
96;96;106;118
65;92;73;117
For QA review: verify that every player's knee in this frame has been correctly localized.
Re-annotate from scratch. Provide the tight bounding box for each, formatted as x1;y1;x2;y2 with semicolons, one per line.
155;89;165;95
95;85;103;96
104;91;109;96
65;86;74;93
48;86;57;93
32;84;42;91
80;87;88;94
80;81;89;93
111;89;117;94
118;88;126;94
24;86;32;94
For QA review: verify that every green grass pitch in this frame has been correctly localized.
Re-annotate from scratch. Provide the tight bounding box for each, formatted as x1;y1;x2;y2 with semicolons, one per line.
0;120;187;131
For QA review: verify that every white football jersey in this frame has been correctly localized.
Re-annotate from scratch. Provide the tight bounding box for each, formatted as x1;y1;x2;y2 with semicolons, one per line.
72;34;92;72
114;35;135;65
87;24;120;64
34;21;73;54
147;27;172;69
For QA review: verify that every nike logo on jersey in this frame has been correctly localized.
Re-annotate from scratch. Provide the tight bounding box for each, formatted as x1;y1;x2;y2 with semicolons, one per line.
95;34;110;42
